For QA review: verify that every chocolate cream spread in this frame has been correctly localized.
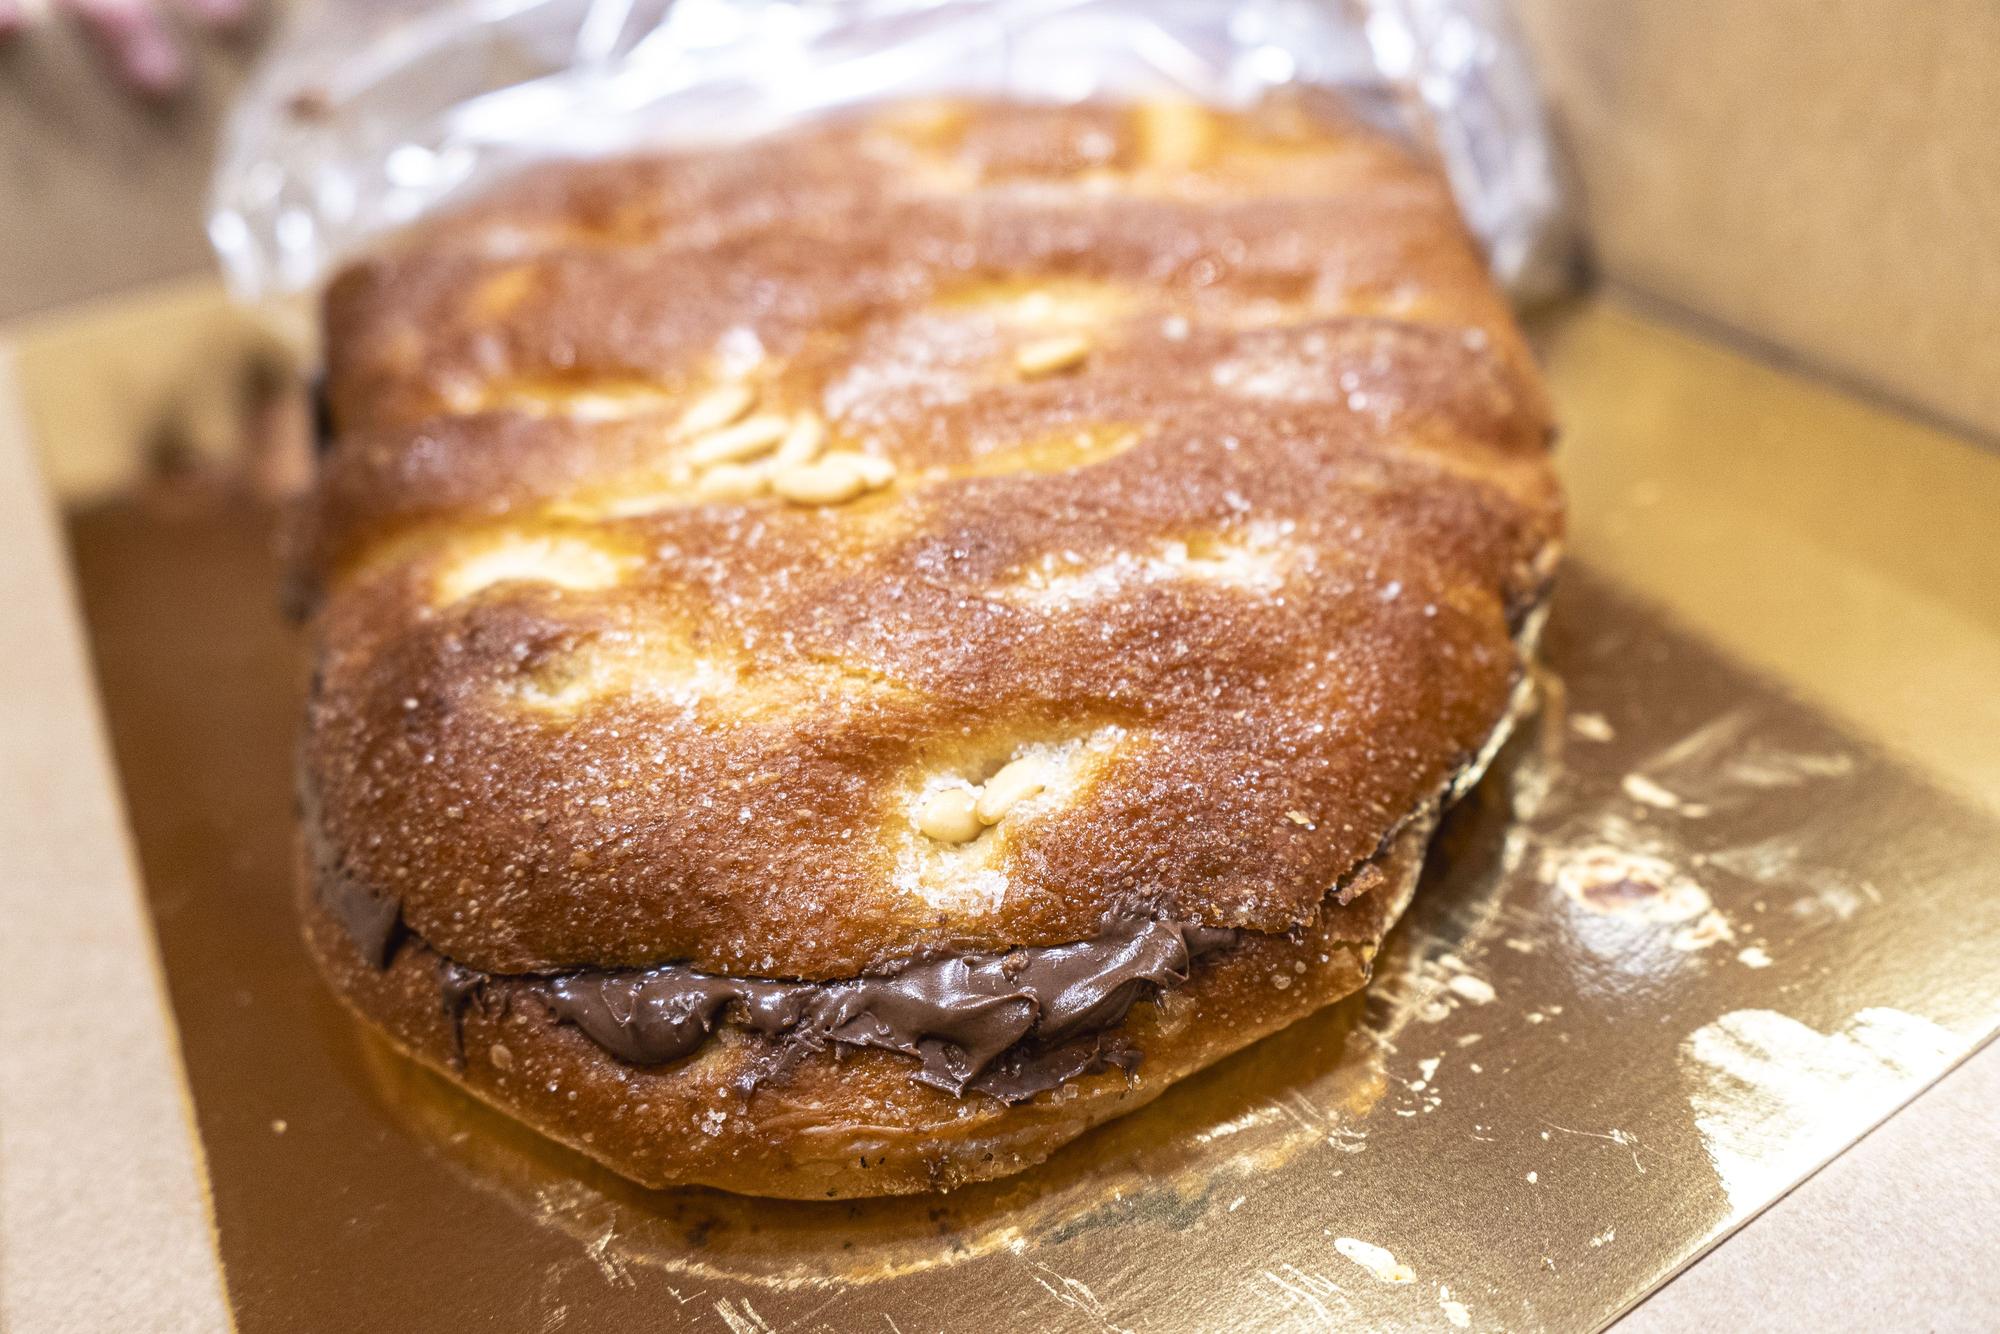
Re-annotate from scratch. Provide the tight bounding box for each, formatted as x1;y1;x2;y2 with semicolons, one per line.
320;865;1240;1103
540;919;1239;1101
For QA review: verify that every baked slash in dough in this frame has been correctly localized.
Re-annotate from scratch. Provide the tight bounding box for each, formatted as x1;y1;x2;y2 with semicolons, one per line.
298;94;1561;1197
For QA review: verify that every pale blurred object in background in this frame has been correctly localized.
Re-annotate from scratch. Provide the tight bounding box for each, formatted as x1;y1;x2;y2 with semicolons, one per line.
0;0;263;318
0;0;253;97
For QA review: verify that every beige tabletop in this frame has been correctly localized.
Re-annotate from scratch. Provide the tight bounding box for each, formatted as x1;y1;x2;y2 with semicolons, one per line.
0;352;231;1332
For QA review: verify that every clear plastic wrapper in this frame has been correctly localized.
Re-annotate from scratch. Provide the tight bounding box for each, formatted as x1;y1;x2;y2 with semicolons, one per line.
209;0;1568;304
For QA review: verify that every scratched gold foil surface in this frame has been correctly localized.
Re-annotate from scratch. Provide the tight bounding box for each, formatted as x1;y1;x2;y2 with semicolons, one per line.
57;298;2000;1333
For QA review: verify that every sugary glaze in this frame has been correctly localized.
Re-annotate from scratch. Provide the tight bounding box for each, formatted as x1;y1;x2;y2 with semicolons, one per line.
304;95;1559;986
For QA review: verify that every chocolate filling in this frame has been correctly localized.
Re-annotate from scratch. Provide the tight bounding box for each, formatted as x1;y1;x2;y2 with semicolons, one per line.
322;862;402;969
319;864;1239;1103
540;919;1239;1101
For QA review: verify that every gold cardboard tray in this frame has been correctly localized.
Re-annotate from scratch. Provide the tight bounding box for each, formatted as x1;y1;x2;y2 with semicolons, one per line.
49;296;2000;1332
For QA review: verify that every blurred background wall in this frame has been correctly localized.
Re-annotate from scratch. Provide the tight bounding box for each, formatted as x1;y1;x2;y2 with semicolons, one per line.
1515;0;2000;443
3;0;1995;439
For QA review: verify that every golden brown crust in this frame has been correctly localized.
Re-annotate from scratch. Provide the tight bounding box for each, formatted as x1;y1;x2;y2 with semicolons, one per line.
301;815;1425;1198
302;96;1559;981
302;95;1560;1196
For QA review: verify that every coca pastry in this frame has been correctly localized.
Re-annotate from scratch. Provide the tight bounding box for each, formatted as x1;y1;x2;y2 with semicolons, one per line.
298;95;1561;1197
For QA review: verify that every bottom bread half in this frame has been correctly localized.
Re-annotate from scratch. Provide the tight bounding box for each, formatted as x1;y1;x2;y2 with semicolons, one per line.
301;815;1429;1199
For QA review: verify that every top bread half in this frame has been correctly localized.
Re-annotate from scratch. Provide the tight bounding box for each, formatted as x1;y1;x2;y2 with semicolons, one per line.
301;95;1561;983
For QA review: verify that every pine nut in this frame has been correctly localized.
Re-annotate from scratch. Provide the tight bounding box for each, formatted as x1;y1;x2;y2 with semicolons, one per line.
595;491;678;518
851;452;897;487
1015;333;1091;378
686;413;790;465
772;451;894;506
692;463;769;500
916;789;982;844
773;413;827;466
975;758;1047;824
469;265;535;320
772;458;866;505
564;390;668;422
1136;98;1216;170
674;382;755;437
